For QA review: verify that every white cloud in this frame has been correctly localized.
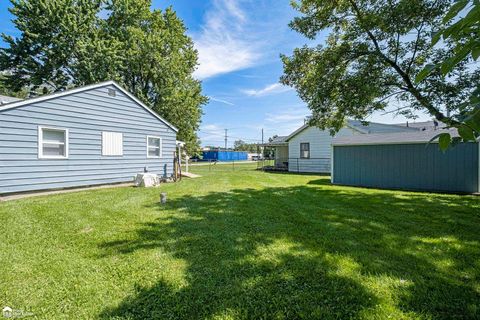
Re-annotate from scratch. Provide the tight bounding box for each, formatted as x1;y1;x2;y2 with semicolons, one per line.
243;83;293;97
208;96;234;106
265;112;307;123
193;0;261;80
199;124;226;144
200;124;223;133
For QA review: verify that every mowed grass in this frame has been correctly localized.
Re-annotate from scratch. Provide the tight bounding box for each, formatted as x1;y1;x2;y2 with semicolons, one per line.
1;163;479;319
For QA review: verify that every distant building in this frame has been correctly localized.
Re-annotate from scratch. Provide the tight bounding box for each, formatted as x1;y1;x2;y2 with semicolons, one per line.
263;120;415;173
264;119;479;193
202;150;248;161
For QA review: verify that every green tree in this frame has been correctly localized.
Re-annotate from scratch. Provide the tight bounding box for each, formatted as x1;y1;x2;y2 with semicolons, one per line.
281;0;480;145
102;0;207;154
233;140;260;153
0;0;102;93
416;0;480;147
0;73;27;98
0;0;206;154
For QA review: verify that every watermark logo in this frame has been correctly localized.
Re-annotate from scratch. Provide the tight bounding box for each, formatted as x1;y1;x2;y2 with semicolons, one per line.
2;307;33;319
2;307;12;319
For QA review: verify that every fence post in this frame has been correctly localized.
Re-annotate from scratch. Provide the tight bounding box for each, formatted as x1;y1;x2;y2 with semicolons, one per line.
233;160;235;171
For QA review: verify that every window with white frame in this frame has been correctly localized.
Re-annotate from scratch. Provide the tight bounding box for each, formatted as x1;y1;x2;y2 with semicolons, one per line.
147;136;162;158
300;142;310;159
102;132;123;156
38;126;68;159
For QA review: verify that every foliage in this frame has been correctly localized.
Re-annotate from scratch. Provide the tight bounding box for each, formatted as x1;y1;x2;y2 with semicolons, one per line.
233;139;260;152
417;0;480;148
0;73;27;98
0;0;102;93
1;166;479;318
0;0;207;153
281;0;480;147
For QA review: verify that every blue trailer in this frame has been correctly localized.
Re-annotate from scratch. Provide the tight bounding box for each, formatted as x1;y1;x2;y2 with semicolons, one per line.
202;151;248;161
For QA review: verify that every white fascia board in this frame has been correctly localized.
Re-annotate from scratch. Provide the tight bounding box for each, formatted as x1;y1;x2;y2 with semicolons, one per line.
285;124;309;142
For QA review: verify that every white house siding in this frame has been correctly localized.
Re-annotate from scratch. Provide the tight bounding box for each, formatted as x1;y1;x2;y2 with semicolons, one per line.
288;127;358;173
274;145;289;169
0;84;177;194
275;146;288;161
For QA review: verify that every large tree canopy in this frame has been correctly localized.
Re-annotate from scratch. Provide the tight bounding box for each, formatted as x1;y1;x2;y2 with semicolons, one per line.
281;0;480;142
0;0;206;154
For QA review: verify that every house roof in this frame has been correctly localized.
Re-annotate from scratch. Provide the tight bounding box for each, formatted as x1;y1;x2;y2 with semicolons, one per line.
394;120;447;131
346;120;419;134
332;128;462;146
0;95;21;105
0;80;178;132
262;135;288;146
284;119;417;142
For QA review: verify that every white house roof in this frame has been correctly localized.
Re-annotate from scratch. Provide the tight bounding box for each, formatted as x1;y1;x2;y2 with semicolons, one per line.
0;81;178;132
332;128;461;146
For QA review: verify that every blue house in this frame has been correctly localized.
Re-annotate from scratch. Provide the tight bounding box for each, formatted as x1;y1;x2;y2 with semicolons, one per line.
0;81;178;194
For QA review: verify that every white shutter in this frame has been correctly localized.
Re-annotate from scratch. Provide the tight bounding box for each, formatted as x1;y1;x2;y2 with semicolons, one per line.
102;132;123;156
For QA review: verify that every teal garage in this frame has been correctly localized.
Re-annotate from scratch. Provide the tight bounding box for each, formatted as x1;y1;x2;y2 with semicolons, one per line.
332;130;479;193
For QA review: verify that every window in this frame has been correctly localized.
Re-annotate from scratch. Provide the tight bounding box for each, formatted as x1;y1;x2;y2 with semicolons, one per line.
38;126;68;159
300;142;310;159
147;136;162;158
102;132;123;156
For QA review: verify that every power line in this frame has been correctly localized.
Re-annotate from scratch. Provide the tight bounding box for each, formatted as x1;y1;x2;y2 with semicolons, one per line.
198;127;265;149
198;131;262;142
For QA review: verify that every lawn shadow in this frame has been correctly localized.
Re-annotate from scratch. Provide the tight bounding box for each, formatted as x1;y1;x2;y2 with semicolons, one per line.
99;182;480;319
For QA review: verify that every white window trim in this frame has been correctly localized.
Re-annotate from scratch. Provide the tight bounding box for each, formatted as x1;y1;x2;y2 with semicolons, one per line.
38;126;69;159
147;136;162;158
300;142;310;159
101;131;124;157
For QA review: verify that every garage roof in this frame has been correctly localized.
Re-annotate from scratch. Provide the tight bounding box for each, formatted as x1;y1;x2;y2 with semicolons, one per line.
332;128;462;146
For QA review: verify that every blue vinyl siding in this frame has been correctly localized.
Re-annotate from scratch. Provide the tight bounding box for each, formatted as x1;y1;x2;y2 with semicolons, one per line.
333;143;479;193
0;84;176;194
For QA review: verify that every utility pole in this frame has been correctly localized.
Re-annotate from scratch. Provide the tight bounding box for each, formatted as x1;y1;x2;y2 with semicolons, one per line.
224;129;228;150
261;128;264;159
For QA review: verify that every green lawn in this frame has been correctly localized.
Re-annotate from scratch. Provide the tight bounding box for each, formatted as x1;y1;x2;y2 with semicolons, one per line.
1;164;479;319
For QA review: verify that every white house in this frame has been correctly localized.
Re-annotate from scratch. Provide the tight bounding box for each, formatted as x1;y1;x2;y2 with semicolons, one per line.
264;120;419;173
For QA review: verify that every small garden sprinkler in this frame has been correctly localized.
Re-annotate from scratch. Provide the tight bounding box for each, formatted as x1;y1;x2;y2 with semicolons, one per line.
160;192;167;204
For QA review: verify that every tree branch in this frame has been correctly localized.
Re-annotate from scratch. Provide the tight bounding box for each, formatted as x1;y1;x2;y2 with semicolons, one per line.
407;24;424;75
394;32;400;64
347;0;460;127
380;105;412;115
376;90;406;103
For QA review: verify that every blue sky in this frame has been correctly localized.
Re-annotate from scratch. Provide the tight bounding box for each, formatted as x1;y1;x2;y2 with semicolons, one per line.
0;0;432;147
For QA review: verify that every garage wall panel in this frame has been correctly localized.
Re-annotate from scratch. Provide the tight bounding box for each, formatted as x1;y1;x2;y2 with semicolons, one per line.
333;142;479;193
